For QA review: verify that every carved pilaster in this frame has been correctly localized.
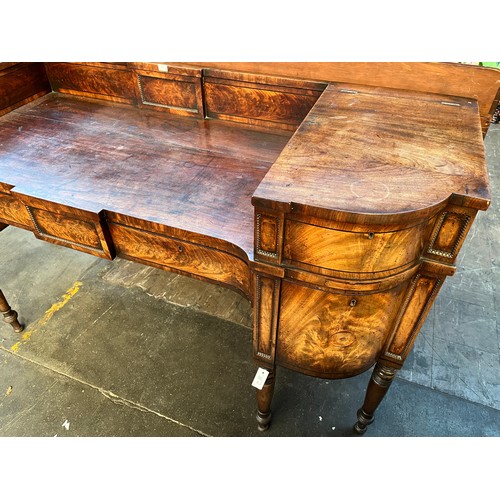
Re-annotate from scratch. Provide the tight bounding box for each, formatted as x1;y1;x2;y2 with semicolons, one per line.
383;273;443;364
253;272;281;367
424;205;476;263
254;210;285;264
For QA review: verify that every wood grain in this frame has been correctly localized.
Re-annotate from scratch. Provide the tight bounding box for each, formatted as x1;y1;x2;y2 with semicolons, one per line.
139;75;197;109
28;206;102;248
179;62;500;134
45;63;137;103
109;222;251;297
0;63;50;117
253;84;490;226
0;192;32;229
253;273;281;366
135;71;204;117
383;274;443;362
204;79;321;129
0;93;291;257
277;280;406;378
283;219;428;274
10;194;115;259
0;62;494;433
425;205;476;262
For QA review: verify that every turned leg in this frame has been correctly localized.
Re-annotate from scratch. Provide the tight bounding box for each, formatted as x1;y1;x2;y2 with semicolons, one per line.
0;289;24;333
256;368;276;432
354;362;398;435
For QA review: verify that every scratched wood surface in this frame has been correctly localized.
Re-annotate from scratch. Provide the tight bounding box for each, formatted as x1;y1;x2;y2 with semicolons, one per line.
253;83;490;225
0;93;292;257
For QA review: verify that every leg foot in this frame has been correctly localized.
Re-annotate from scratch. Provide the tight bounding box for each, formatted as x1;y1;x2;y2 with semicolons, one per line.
0;289;23;333
256;368;275;432
353;409;374;435
354;362;397;435
256;410;273;432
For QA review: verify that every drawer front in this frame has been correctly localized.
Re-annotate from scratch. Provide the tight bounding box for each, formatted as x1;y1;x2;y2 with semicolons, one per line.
16;198;114;259
0;192;32;228
276;280;406;378
137;73;202;115
28;206;101;248
109;223;251;297
284;220;426;274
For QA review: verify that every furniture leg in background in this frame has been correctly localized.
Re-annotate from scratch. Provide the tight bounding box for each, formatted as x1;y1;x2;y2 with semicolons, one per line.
0;289;24;333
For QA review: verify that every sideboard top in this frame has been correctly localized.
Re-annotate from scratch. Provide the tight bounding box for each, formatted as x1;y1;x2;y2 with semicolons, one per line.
253;83;490;222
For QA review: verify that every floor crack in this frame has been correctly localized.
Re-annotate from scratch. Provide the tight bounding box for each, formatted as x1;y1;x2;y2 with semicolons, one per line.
96;387;211;436
0;346;212;437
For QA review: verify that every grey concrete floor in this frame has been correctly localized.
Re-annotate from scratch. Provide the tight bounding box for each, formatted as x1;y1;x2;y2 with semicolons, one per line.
0;126;499;438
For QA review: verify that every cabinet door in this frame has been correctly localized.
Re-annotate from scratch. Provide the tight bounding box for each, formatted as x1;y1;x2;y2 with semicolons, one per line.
276;280;407;378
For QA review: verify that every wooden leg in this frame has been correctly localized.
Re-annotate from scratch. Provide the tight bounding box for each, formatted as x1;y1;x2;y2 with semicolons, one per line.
256;368;276;432
354;362;398;435
0;289;24;333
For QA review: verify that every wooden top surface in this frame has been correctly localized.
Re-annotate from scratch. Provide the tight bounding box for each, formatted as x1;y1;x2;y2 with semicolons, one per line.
253;83;490;222
0;94;291;257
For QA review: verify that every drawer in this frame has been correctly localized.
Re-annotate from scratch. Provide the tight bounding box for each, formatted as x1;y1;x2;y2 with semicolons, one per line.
136;72;203;116
28;207;100;247
0;192;32;228
108;222;251;297
276;280;406;378
284;220;426;275
13;193;114;259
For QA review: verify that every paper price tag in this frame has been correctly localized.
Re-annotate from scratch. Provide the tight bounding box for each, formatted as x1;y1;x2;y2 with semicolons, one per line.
157;64;169;73
251;367;270;390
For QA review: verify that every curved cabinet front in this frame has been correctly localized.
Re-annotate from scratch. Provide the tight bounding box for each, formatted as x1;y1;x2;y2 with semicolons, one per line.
276;279;408;378
283;218;431;277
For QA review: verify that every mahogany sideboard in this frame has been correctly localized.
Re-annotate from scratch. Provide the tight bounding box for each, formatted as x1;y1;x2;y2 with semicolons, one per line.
0;62;498;434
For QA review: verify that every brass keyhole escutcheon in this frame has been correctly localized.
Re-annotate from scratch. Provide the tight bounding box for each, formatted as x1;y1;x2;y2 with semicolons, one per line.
367;232;375;239
178;245;183;253
350;298;357;307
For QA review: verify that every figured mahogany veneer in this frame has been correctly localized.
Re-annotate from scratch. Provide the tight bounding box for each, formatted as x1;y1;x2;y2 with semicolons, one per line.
0;62;497;435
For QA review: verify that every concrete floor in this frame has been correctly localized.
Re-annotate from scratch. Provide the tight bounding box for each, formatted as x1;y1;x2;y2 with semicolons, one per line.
0;126;499;437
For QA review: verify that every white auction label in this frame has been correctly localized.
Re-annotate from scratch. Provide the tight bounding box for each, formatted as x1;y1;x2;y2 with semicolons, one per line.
157;64;169;73
251;367;270;390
